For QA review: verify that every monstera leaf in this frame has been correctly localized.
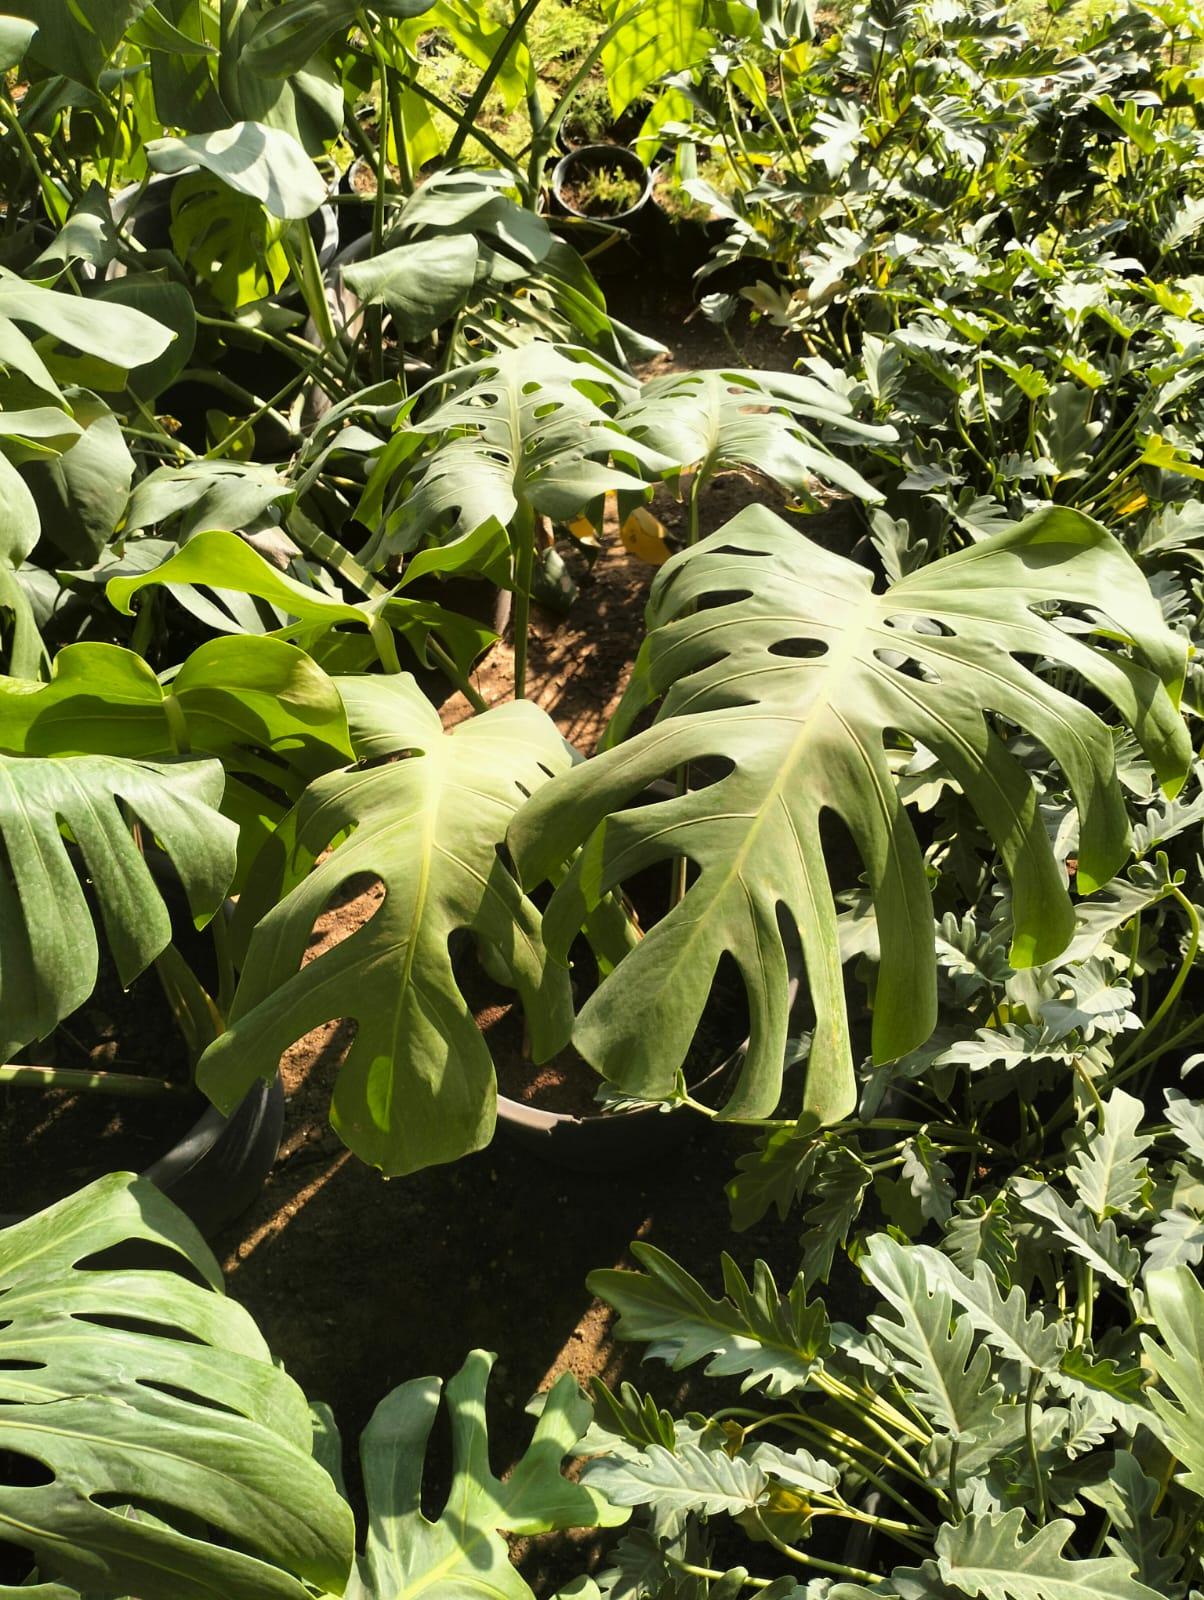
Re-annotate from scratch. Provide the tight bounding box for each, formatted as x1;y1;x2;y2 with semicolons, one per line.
0;638;351;884
614;366;895;504
0;747;237;1058
509;504;1190;1130
105;528;493;678
358;343;665;575
0;1173;354;1599
147;122;327;220
335;1349;625;1600
197;676;575;1176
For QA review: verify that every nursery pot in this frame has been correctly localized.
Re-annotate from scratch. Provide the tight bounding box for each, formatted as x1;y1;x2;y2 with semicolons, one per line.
550;144;653;226
0;855;283;1238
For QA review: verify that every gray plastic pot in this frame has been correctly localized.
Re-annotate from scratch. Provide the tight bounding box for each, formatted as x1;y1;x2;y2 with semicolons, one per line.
551;143;653;224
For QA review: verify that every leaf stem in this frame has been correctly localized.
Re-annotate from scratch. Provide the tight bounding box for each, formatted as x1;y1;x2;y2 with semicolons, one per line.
0;1064;187;1097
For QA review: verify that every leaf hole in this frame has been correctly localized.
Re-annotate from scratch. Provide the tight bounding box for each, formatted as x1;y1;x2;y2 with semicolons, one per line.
768;637;829;659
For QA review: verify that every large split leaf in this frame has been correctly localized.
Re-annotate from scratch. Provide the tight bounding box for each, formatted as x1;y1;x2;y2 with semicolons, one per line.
509;504;1190;1129
0;748;237;1058
197;676;575;1175
0;638;351;884
614;366;895;504
340;1349;625;1600
358;343;664;575
0;1173;354;1599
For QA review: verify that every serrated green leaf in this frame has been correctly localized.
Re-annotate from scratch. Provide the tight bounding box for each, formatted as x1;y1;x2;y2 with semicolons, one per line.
911;1246;1065;1375
1080;1451;1178;1593
1145;1208;1204;1271
1164;1089;1204;1165
936;1509;1165;1598
861;1235;1002;1441
582;1442;766;1516
1012;1180;1141;1285
1144;1266;1204;1497
1067;1090;1151;1219
726;1125;822;1231
801;1144;873;1289
588;1243;831;1397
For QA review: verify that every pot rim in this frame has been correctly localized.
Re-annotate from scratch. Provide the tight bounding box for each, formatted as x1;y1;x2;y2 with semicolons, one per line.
551;143;653;223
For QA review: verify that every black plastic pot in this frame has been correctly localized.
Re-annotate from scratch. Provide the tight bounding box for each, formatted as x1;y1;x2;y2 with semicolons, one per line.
551;144;653;225
142;1073;285;1236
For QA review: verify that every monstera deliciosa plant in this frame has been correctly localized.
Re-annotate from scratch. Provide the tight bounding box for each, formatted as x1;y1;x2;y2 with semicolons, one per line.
181;460;1189;1175
0;1172;621;1600
509;502;1191;1131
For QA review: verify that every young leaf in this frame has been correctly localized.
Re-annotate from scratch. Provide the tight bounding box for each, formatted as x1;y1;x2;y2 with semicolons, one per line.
582;1443;766;1517
587;1244;831;1397
348;1350;623;1600
1145;1208;1204;1272
726;1125;822;1231
800;1144;873;1289
1066;1090;1151;1219
1012;1180;1141;1286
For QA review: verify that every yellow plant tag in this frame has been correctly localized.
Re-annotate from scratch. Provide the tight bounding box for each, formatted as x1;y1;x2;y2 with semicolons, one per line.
567;513;602;548
619;506;672;566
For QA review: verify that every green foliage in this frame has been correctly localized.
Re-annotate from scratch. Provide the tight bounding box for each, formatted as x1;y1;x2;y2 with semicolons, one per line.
510;503;1188;1130
198;675;577;1175
1;1175;622;1600
0;1173;355;1598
